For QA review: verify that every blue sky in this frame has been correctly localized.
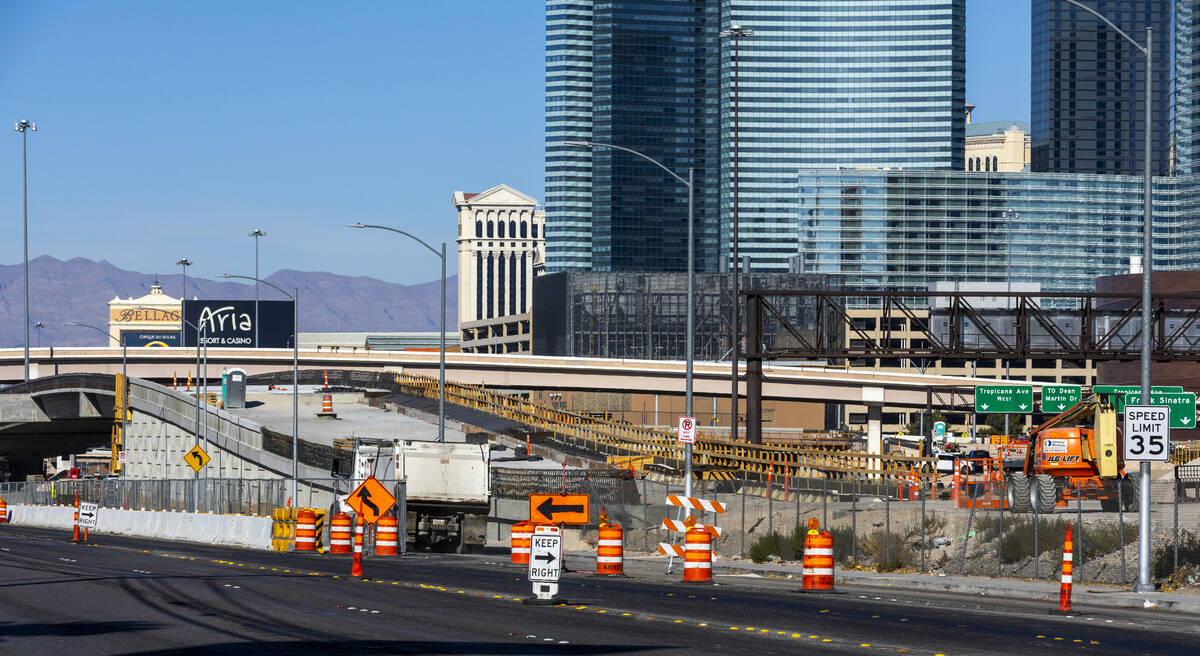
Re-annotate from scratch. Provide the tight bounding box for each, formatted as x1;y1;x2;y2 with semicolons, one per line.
3;1;1030;286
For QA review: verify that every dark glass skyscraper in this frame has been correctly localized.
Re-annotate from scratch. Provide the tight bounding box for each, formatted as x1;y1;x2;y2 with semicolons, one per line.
1178;0;1200;176
546;0;966;274
1031;0;1170;176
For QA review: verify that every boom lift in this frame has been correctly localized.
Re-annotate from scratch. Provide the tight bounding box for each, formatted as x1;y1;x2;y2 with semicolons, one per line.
1005;398;1135;513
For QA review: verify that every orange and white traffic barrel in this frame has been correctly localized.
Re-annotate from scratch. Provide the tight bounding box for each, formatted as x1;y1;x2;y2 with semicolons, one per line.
801;518;836;592
322;394;333;413
351;515;364;577
376;514;399;556
0;497;7;523
682;527;712;582
1052;523;1075;614
295;508;317;552
596;524;624;576
330;511;352;554
511;521;533;565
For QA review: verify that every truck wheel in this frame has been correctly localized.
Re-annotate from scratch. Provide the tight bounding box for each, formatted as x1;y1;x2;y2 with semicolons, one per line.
1006;472;1031;512
1122;472;1141;512
1032;474;1057;514
1099;494;1119;512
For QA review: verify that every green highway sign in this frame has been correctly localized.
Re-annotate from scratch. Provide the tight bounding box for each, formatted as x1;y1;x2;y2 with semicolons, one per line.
1094;384;1182;396
974;385;1034;414
1122;392;1197;429
1040;384;1082;413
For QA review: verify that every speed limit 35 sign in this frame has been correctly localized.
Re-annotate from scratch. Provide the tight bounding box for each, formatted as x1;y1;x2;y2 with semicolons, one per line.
1124;405;1170;462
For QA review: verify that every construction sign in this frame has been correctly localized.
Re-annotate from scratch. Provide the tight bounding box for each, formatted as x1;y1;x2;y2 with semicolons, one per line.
346;476;397;524
529;493;590;525
184;445;211;473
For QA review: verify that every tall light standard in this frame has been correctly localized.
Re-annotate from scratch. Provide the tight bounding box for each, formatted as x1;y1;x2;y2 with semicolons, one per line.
33;322;44;348
567;140;697;500
176;258;193;299
1060;0;1155;593
219;274;299;503
347;223;446;443
249;229;266;347
719;24;752;442
65;320;126;479
14;119;36;382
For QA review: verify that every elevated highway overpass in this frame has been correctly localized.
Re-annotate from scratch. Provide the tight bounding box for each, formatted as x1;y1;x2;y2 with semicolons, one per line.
1;346;991;409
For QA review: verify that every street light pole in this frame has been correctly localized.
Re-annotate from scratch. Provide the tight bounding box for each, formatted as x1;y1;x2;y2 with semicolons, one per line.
249;230;266;347
346;223;446;443
33;322;44;348
1060;0;1155;593
719;24;752;443
15;119;36;382
219;274;299;504
176;258;193;300
566;140;695;499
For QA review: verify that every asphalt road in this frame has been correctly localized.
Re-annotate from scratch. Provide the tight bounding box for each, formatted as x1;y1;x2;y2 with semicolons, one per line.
2;527;1198;655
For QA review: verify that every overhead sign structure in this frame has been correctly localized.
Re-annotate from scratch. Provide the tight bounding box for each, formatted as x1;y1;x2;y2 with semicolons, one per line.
1122;392;1197;429
974;385;1033;413
529;493;590;525
182;299;295;348
1040;384;1082;413
1124;405;1171;462
78;502;99;529
528;524;562;583
346;476;397;525
678;416;696;444
184;445;211;473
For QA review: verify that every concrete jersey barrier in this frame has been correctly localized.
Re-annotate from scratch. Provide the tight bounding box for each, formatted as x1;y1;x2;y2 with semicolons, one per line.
5;504;273;550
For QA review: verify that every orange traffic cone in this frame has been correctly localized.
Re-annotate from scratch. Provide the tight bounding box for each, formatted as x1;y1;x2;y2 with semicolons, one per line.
1051;523;1076;615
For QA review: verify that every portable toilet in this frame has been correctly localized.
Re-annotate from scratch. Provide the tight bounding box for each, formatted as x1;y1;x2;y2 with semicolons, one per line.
222;367;247;409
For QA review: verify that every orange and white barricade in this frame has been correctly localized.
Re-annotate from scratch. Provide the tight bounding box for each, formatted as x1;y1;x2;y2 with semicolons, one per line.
666;494;726;514
376;515;399;556
0;497;7;523
662;518;723;538
510;521;533;565
799;518;838;592
295;508;317;552
330;512;352;554
682;527;712;582
596;524;623;575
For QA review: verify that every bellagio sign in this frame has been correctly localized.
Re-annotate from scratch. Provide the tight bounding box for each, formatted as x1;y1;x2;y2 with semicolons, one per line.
182;300;294;348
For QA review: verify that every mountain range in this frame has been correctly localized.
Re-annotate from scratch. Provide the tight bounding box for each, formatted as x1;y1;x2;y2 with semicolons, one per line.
0;256;457;347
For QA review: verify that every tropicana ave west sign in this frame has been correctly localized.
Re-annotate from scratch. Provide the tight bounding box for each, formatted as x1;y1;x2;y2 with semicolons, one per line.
974;385;1034;414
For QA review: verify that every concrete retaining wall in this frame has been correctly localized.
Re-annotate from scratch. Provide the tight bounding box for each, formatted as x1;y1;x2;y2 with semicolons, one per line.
6;504;273;550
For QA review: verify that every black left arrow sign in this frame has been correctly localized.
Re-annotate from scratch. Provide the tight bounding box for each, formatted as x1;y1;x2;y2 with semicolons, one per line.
191;451;204;465
537;497;583;520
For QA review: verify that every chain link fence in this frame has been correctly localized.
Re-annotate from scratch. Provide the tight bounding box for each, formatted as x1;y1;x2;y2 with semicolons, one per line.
555;468;1200;586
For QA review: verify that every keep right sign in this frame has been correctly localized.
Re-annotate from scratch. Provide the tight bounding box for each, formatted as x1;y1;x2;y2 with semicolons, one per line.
1124;405;1170;462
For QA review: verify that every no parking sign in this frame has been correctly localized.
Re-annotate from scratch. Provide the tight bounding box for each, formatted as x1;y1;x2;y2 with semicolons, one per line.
678;416;696;444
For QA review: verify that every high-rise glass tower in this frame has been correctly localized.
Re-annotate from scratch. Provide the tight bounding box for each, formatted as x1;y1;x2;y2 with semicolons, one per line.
1031;0;1170;176
545;0;966;273
724;0;966;271
1178;0;1200;177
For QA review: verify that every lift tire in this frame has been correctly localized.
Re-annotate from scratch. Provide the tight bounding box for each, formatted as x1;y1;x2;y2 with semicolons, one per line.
1006;472;1031;512
1032;474;1058;514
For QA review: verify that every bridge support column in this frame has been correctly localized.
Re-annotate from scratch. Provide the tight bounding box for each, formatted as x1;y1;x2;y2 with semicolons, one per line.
863;387;885;471
745;293;762;445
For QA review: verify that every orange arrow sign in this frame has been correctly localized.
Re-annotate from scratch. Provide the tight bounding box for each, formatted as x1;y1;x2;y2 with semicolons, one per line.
529;493;590;525
346;476;396;525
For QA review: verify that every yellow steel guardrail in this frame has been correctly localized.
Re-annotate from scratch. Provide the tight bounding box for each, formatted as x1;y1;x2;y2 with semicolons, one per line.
392;372;936;484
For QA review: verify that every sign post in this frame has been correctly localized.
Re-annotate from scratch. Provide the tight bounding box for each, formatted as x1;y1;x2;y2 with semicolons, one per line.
524;524;565;605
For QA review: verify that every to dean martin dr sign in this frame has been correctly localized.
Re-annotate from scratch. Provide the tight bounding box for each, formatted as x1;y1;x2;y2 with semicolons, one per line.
182;300;294;348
